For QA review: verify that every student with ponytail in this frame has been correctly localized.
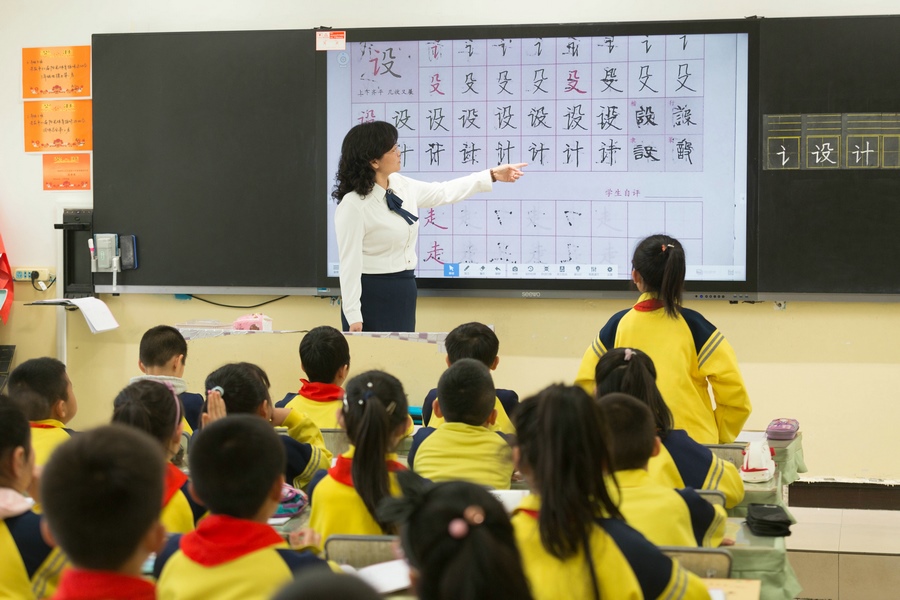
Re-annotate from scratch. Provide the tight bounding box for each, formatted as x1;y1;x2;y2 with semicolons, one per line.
575;233;752;443
595;348;744;508
112;380;205;533
378;471;532;600
307;370;410;546
510;384;709;600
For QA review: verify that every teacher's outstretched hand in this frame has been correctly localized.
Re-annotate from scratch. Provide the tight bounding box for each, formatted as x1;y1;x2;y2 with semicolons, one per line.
490;163;528;183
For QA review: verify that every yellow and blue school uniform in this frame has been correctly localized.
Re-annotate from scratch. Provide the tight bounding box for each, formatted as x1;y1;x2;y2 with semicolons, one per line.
30;420;75;468
307;447;405;547
422;388;518;435
161;463;205;534
154;514;326;600
650;429;745;509
408;422;513;490
276;380;344;430
512;495;709;600
0;489;67;600
52;569;155;600
609;469;726;548
128;375;204;435
279;408;332;489
575;293;752;443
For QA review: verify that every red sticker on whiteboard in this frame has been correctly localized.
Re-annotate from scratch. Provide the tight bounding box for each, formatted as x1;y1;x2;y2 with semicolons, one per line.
316;31;346;51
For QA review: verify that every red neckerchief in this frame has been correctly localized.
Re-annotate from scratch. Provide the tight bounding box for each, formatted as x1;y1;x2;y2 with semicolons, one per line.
180;514;285;566
327;453;407;487
633;298;664;312
53;569;156;600
29;423;58;429
164;463;189;507
298;379;344;402
518;508;540;519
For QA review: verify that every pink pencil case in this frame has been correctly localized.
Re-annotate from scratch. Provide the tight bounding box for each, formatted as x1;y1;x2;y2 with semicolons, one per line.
766;418;799;440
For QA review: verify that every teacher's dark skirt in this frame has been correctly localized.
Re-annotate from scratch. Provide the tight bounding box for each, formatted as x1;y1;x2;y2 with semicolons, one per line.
342;269;417;332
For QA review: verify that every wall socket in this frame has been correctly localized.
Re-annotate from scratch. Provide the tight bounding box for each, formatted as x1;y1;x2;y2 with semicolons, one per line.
13;267;52;281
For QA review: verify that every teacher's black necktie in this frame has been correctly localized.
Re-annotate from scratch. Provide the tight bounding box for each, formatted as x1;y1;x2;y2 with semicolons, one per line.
385;189;418;225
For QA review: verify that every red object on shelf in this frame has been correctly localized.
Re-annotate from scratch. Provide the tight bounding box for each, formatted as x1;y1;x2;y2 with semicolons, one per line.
0;231;13;323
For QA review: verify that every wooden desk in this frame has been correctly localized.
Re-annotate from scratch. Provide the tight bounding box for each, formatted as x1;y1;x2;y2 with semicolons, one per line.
705;578;761;600
726;518;801;600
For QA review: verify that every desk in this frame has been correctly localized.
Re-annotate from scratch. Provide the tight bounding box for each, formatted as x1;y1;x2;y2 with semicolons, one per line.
767;432;807;487
705;578;761;600
726;518;801;600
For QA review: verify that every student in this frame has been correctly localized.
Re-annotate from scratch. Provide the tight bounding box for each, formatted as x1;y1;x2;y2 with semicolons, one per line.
275;326;350;430
131;325;204;434
111;380;205;533
307;370;410;546
155;416;326;599
271;569;380;600
510;384;709;600
42;425;167;600
575;234;752;444
7;358;78;469
598;393;726;548
0;396;66;600
407;359;514;490
423;322;518;435
595;348;744;509
203;363;329;490
378;470;533;600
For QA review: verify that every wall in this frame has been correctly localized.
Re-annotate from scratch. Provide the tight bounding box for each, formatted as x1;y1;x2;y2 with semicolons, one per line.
2;0;899;479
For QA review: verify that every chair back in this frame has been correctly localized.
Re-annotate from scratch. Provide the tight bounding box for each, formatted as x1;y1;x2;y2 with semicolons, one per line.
696;489;726;508
659;546;732;578
324;534;399;569
320;429;351;457
705;443;746;469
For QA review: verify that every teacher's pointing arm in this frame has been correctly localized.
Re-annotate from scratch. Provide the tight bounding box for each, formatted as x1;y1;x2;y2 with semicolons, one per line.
412;163;530;210
334;200;365;331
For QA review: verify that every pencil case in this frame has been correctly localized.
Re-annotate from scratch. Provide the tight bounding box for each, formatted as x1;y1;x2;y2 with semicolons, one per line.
766;418;799;440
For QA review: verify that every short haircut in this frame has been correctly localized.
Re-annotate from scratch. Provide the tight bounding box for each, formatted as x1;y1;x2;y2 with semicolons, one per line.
0;395;31;479
41;425;165;571
436;358;495;425
112;380;182;447
139;325;188;368
189;415;285;519
445;322;500;367
272;569;380;600
299;326;350;383
596;393;657;471
8;357;69;420
204;363;269;415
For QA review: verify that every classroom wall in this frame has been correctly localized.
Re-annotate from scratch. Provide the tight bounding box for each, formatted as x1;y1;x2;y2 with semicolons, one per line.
2;0;899;480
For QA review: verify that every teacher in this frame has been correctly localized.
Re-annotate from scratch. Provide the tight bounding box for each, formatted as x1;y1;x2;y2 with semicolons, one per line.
334;121;526;333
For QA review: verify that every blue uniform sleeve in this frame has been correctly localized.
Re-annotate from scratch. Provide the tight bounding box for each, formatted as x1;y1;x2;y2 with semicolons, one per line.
305;469;329;505
675;488;717;546
179;392;205;432
600;519;673;599
275;392;297;409
496;389;519;420
180;479;206;524
275;548;330;575
5;512;54;578
407;427;436;469
662;430;714;489
153;534;182;579
421;389;438;426
280;437;314;488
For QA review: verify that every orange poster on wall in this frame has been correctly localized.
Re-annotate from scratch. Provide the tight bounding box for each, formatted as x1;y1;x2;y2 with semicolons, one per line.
24;100;92;152
42;154;90;190
22;46;90;98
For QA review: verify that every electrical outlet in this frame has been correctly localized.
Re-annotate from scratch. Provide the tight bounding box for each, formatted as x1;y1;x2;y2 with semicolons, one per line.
13;267;52;282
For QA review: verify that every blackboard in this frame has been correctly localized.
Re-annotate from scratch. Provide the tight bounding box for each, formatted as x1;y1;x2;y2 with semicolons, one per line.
758;16;900;294
92;30;320;291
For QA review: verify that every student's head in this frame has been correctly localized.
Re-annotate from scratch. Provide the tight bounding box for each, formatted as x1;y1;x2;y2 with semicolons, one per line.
139;325;188;376
204;362;272;419
0;395;34;493
333;121;399;201
272;570;380;600
631;234;685;318
8;357;77;423
341;370;409;532
445;322;500;369
596;393;659;471
112;380;184;459
595;347;673;435
299;326;350;385
41;425;166;571
379;471;533;600
189;415;285;519
512;385;621;562
436;358;495;426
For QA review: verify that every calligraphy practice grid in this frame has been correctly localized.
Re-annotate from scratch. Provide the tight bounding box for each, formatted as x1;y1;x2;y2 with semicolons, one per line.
328;33;746;280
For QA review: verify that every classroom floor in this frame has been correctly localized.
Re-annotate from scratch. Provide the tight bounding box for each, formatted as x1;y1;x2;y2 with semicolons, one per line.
787;507;900;600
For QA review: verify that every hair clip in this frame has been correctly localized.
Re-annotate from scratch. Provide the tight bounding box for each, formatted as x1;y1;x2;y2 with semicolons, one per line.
209;386;225;397
342;396;349;412
448;518;469;539
385;401;396;415
366;382;374;388
661;243;675;252
463;505;485;525
624;348;635;362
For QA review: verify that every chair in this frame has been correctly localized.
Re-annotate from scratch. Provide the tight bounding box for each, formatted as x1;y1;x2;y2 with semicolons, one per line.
659;546;732;579
696;489;726;508
324;535;400;569
320;429;351;457
705;443;746;469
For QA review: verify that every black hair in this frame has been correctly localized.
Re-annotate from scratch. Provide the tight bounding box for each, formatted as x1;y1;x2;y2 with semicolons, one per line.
235;361;273;401
436;358;495;425
595;348;674;437
632;234;686;318
445;322;500;367
271;569;380;600
596;393;657;471
112;380;182;449
378;471;533;600
189;415;285;519
139;325;188;367
332;121;398;202
8;357;69;420
0;395;31;488
204;363;270;415
41;425;165;571
342;370;408;533
300;326;350;384
512;384;622;600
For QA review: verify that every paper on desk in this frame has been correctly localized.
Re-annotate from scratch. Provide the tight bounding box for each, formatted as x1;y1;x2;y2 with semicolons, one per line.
354;559;411;594
735;430;767;443
31;297;119;333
